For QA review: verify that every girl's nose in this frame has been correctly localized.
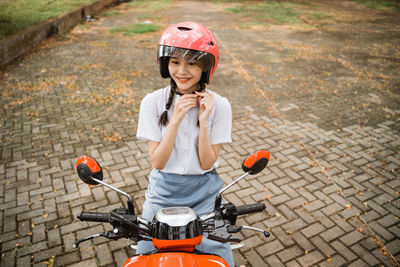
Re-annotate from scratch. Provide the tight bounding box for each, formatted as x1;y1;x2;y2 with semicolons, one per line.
177;63;188;74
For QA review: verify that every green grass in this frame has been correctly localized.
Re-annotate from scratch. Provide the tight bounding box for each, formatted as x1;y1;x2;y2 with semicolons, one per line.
109;23;160;35
212;0;242;3
239;22;266;29
137;14;160;20
100;10;121;17
349;0;400;12
127;0;171;11
226;1;305;24
224;1;333;26
0;0;98;39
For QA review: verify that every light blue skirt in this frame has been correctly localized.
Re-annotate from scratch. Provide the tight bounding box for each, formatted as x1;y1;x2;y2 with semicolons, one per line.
136;169;234;267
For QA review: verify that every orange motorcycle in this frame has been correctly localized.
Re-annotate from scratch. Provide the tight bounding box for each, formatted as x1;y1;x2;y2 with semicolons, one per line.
74;150;270;267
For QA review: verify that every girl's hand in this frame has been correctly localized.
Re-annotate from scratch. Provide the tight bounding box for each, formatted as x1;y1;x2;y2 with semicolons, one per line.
196;91;214;126
170;94;198;125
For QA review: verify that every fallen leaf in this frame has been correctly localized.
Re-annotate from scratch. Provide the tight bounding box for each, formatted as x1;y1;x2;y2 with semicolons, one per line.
46;255;56;267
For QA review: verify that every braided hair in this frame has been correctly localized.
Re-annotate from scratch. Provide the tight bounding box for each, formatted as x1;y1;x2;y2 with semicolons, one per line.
158;78;206;126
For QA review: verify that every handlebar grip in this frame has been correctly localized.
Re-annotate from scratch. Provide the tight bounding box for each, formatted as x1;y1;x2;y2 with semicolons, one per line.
77;212;110;222
236;204;266;216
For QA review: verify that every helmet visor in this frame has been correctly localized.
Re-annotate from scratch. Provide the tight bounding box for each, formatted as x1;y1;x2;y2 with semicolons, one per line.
158;45;215;72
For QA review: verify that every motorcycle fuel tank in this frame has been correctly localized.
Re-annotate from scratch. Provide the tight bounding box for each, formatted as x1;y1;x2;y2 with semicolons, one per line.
123;253;228;267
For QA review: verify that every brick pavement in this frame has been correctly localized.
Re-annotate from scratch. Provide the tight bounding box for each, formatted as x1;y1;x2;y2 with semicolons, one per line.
1;0;399;266
0;109;398;266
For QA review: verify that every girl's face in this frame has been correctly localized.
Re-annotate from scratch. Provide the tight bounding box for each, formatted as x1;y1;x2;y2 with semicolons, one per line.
168;58;203;94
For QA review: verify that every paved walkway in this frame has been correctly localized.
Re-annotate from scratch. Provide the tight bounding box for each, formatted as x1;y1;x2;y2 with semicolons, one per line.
0;1;399;266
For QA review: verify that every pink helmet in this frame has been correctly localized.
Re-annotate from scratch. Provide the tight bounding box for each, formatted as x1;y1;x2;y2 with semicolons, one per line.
158;22;219;84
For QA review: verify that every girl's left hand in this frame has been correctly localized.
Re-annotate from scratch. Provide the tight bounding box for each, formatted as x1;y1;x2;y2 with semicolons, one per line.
196;91;214;126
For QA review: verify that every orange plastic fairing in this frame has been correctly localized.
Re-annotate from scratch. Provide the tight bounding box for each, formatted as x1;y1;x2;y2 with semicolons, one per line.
243;150;270;169
123;252;228;267
152;235;203;252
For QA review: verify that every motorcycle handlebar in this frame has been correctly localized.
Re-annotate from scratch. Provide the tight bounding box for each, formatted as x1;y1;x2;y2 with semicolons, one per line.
77;212;110;222
236;203;266;216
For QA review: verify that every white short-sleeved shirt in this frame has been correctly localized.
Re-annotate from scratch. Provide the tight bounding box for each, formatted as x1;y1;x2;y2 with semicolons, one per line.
137;86;232;175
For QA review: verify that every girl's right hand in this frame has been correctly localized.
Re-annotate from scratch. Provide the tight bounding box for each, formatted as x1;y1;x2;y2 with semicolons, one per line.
170;94;197;125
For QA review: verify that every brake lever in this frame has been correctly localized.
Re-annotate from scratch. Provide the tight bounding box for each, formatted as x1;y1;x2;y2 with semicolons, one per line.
73;231;115;248
242;225;270;238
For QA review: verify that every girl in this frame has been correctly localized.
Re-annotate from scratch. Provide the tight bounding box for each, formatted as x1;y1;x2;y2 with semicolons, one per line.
136;22;234;266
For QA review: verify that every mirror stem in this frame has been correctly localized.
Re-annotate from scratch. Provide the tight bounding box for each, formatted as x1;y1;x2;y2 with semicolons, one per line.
218;172;249;197
214;172;249;210
92;178;135;215
92;178;133;202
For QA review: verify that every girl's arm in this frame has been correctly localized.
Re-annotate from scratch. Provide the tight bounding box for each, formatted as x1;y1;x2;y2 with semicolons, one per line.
198;125;221;170
147;94;197;169
197;92;220;170
147;119;179;170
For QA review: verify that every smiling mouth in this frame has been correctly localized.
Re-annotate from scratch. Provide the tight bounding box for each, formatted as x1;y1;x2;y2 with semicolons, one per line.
177;77;191;83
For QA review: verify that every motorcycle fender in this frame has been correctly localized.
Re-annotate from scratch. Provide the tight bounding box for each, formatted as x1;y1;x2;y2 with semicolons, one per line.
123;252;228;267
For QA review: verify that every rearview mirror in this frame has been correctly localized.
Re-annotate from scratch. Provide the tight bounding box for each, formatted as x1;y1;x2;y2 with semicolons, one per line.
76;156;103;185
242;150;270;175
